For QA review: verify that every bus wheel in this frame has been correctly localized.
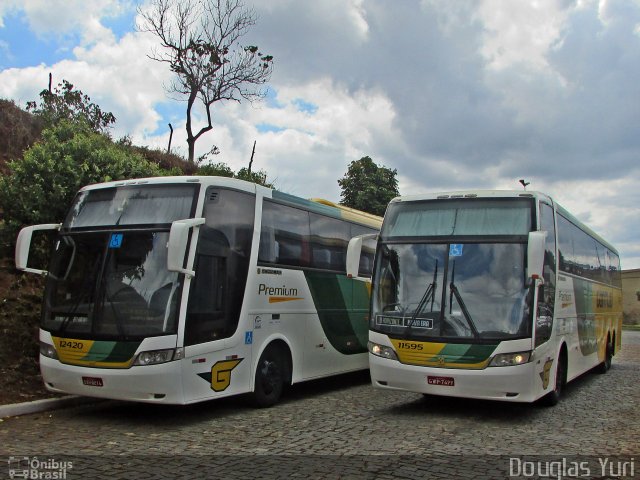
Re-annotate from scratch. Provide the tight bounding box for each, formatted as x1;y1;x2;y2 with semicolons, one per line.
252;345;285;408
541;354;566;407
596;337;613;374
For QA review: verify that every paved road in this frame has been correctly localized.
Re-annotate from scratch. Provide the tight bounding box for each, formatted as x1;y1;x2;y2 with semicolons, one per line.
2;332;639;479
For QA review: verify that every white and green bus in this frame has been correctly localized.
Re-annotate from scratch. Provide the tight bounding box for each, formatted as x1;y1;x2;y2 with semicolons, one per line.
15;176;381;406
347;190;622;404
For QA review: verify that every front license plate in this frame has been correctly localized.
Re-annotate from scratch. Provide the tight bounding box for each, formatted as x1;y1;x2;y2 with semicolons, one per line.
82;376;103;387
427;376;454;387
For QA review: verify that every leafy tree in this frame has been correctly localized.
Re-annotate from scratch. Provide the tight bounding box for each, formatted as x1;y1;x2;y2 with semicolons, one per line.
198;161;234;177
139;0;274;163
235;167;273;188
338;156;399;216
0;121;165;236
196;161;273;187
26;79;116;134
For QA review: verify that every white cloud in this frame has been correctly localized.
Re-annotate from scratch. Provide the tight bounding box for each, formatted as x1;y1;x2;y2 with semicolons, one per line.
179;78;400;200
10;0;132;42
478;0;573;71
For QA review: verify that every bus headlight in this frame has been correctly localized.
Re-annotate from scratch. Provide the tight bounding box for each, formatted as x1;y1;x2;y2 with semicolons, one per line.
368;341;398;361
133;348;184;366
40;341;58;360
489;351;531;367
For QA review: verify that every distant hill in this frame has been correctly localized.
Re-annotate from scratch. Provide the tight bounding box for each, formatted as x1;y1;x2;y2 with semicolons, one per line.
0;99;43;174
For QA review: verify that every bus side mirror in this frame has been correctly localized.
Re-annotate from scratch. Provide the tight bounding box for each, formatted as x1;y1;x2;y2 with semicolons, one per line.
527;231;547;281
346;233;377;279
167;218;205;278
15;223;61;275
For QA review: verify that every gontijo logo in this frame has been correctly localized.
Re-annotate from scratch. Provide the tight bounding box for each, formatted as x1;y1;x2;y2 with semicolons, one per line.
258;283;303;303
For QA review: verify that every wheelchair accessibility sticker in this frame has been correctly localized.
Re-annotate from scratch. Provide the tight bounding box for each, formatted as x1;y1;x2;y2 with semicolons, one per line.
449;244;463;257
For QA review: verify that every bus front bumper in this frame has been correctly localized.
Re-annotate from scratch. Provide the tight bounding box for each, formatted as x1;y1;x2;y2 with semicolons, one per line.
40;355;185;404
369;353;541;403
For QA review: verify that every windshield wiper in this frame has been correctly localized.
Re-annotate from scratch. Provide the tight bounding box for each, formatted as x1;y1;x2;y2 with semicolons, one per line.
407;260;438;329
448;260;480;338
102;289;128;338
59;256;100;334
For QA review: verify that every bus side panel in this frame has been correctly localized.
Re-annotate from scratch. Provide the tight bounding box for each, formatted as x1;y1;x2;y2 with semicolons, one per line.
557;274;621;383
246;269;334;383
180;339;253;404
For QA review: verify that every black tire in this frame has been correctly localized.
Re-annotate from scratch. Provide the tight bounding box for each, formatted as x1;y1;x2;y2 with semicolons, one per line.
596;338;613;374
540;354;566;407
251;345;286;408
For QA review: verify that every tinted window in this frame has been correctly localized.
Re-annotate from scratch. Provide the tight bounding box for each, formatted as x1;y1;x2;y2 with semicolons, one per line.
309;213;350;271
259;200;378;274
65;184;198;228
536;203;556;347
557;213;620;287
185;188;255;345
351;224;377;277
383;198;532;238
259;201;311;267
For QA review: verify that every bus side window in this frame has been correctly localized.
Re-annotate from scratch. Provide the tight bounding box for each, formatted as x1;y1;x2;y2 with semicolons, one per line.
536;202;556;347
259;201;311;268
185;189;255;346
351;224;377;278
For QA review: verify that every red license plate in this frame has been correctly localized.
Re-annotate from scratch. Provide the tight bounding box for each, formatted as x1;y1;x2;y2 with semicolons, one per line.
427;376;454;386
82;376;103;387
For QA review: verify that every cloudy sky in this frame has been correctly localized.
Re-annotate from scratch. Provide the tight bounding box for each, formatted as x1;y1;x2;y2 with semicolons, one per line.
0;0;639;268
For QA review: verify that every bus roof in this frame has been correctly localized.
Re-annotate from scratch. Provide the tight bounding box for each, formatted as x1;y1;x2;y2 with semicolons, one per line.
388;189;552;204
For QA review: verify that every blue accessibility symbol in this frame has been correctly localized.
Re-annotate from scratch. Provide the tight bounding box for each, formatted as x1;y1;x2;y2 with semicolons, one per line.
109;233;124;248
449;244;463;257
245;331;253;345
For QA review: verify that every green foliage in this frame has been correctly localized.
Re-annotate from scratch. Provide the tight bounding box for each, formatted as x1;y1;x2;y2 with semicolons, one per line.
338;156;399;216
235;167;273;188
0;121;165;237
124;141;197;175
198;161;234;177
26;79;116;134
196;162;273;188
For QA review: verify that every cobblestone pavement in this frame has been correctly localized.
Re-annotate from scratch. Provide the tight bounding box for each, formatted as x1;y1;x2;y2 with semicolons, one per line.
1;332;639;479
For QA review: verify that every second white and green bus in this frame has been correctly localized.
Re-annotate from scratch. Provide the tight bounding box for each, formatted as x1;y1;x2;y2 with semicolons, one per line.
16;176;381;406
347;190;622;404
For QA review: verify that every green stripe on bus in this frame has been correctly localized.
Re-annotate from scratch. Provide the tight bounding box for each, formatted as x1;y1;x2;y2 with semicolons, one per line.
304;271;369;354
102;341;142;363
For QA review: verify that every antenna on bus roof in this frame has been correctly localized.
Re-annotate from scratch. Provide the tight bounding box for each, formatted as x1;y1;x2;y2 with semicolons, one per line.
519;179;530;191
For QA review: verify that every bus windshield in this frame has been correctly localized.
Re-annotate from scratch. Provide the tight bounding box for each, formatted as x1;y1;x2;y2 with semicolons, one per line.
41;184;199;340
372;242;533;341
42;231;181;339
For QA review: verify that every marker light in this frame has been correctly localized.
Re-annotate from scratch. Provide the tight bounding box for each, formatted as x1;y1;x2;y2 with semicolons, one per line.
489;351;532;367
368;341;399;361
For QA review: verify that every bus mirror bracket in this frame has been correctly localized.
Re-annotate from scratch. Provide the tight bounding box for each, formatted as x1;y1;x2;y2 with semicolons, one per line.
167;218;205;278
15;223;62;275
527;231;546;283
346;233;377;280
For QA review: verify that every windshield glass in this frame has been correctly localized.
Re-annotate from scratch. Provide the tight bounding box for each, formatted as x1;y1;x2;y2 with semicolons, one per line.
372;242;532;341
42;231;181;339
64;184;197;229
382;198;532;238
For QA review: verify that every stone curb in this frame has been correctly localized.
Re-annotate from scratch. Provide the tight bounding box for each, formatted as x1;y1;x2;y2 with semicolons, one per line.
0;396;99;419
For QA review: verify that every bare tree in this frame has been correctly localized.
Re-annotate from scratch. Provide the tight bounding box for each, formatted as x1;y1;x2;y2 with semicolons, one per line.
139;0;273;163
